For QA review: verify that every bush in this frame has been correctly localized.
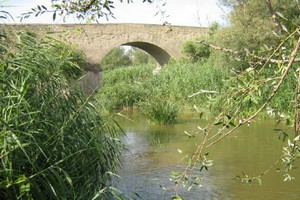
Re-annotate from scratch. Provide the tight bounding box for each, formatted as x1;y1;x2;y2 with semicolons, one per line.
182;40;211;62
100;47;132;71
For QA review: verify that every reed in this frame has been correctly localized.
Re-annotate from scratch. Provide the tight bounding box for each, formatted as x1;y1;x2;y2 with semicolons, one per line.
0;30;123;199
140;97;179;124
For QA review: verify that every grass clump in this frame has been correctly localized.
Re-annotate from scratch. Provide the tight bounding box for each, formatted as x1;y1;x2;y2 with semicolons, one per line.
0;30;123;199
140;97;179;124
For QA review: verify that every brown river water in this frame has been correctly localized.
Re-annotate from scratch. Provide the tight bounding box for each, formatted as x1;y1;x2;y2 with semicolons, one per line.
113;112;300;200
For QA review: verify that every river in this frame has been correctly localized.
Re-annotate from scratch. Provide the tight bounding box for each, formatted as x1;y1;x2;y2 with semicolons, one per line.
113;112;300;200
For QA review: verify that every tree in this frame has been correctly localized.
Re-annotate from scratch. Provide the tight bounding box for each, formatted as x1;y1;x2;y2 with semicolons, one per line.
128;47;157;65
100;46;132;70
210;0;300;70
21;0;154;22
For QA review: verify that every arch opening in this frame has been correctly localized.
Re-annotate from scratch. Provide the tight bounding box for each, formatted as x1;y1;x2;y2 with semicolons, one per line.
122;41;171;66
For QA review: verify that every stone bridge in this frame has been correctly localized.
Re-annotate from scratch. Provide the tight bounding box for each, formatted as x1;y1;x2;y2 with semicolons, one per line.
3;23;207;92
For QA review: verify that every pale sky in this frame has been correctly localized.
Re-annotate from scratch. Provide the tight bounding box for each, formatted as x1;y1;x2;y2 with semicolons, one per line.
2;0;230;27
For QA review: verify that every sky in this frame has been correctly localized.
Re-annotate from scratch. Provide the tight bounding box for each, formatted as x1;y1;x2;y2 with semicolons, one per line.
2;0;230;27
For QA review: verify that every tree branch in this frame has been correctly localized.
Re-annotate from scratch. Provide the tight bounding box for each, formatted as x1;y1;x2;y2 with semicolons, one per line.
265;0;283;31
198;40;300;64
206;37;300;148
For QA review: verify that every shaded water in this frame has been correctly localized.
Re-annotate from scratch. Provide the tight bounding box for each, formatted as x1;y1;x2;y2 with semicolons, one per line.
113;113;300;200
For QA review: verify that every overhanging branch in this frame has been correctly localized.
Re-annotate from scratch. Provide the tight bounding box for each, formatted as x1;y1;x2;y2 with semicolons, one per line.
197;40;300;64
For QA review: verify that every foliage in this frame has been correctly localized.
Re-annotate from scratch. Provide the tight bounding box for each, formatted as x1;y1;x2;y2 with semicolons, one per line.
0;4;13;21
182;39;211;62
128;47;157;65
210;0;300;70
181;22;221;62
96;64;154;111
20;0;154;22
97;60;227;115
100;46;132;71
0;30;123;199
146;60;227;105
101;46;157;71
98;83;146;111
170;3;300;197
139;97;179;124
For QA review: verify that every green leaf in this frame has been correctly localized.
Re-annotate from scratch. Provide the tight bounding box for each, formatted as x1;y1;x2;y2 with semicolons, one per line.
160;185;167;190
177;149;183;154
276;12;288;20
171;171;181;178
214;121;222;125
199;112;203;119
172;195;184;200
282;24;288;33
61;170;73;187
256;177;262;186
53;12;56;21
294;135;300;142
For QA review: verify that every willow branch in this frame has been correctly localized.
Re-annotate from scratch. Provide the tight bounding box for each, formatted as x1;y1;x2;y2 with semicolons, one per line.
206;37;300;148
265;0;283;31
197;40;300;64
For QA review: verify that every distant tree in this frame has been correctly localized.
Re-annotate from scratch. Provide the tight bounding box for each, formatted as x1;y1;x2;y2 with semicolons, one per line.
101;47;132;70
129;47;157;65
208;0;300;70
182;40;211;62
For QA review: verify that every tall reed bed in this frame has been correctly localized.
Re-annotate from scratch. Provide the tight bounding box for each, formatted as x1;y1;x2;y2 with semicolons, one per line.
97;64;154;111
97;60;227;123
0;29;123;199
145;60;227;105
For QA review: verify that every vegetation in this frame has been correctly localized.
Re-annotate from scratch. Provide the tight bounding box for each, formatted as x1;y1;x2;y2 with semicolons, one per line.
128;47;156;65
97;60;227;122
169;1;300;198
95;0;300;198
20;0;154;22
140;97;179;124
0;29;123;199
101;46;157;71
100;47;132;71
2;0;300;199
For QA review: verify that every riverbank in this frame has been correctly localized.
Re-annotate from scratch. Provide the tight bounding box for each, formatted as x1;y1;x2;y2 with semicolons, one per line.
96;60;294;124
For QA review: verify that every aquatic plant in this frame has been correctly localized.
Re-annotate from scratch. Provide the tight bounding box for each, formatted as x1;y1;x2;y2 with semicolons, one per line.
140;97;179;124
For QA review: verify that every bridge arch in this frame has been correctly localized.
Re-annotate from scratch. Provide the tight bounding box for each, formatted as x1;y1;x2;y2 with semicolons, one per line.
122;41;171;66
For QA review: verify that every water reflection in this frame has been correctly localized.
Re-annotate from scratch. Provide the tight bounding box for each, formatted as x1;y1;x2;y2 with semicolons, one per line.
114;114;300;200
